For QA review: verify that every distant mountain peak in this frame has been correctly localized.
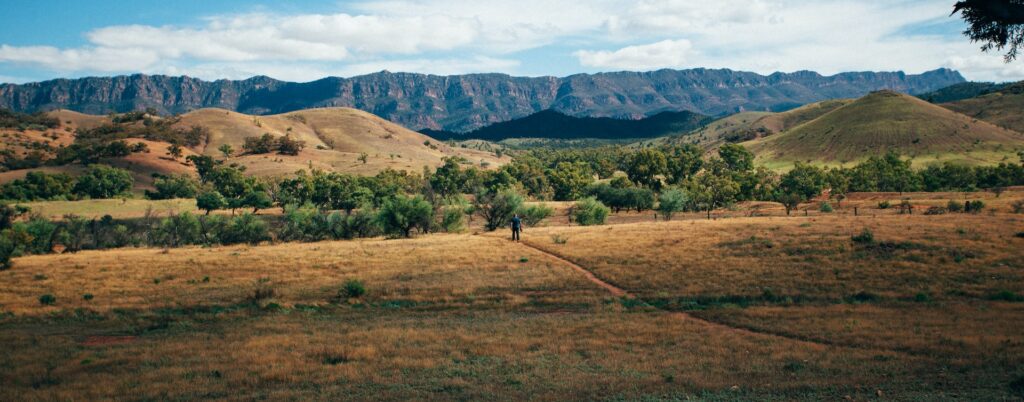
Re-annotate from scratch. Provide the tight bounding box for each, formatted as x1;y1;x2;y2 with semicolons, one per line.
0;68;965;132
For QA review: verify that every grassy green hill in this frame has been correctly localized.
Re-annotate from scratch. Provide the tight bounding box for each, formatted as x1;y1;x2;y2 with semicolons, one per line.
745;90;1024;168
634;99;851;150
942;82;1024;133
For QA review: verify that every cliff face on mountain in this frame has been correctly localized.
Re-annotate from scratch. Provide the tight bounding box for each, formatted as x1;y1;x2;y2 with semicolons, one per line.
0;68;965;132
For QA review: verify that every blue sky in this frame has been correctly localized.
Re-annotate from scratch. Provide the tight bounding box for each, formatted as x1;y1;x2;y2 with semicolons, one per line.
0;0;1020;84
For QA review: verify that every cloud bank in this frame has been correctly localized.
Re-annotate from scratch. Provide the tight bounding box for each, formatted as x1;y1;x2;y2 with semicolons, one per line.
0;0;1018;83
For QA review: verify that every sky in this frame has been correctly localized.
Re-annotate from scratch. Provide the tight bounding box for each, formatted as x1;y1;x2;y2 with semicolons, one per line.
0;0;1021;84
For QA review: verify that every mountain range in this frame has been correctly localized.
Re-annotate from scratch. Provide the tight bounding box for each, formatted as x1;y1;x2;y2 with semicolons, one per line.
0;68;965;132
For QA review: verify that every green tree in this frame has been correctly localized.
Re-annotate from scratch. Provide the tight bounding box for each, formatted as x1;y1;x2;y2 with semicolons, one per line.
377;195;433;238
218;144;234;158
74;165;134;199
429;157;465;199
145;175;198;200
664;144;704;184
625;148;668;189
690;172;739;219
657;188;689;221
474;189;524;231
778;162;826;200
196;190;227;215
547;161;594;201
718;144;754;173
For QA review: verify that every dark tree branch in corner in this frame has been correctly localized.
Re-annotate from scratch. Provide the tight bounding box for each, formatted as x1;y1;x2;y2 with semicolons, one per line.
953;0;1024;61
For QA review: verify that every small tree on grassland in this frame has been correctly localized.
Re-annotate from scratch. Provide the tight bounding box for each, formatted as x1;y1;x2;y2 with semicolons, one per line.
377;195;433;238
475;189;524;231
657;188;689;221
196;190;227;215
571;197;610;226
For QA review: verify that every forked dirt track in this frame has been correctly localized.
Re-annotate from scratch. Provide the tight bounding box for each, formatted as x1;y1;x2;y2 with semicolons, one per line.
512;238;871;352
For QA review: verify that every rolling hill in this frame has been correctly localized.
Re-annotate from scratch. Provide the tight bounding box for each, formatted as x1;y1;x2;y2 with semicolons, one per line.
634;98;852;150
916;81;1016;103
744;90;1024;168
422;109;709;141
941;82;1024;133
0;107;506;191
178;107;507;177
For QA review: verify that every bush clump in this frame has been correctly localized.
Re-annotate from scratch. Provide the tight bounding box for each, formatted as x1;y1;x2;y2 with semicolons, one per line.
516;204;553;226
571;197;610;226
877;201;891;209
39;294;56;305
819;202;833;213
964;200;985;213
851;229;874;244
341;279;366;299
947;200;964;213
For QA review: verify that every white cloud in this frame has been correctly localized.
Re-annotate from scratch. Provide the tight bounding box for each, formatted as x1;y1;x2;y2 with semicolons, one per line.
0;44;161;72
0;0;1022;82
575;40;694;70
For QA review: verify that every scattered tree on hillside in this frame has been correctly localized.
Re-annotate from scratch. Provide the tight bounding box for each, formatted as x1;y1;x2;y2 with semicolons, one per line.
167;143;184;160
242;133;277;154
276;135;305;156
218;144;234;158
953;0;1024;61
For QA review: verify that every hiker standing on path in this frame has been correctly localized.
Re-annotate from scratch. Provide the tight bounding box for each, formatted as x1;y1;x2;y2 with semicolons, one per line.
511;214;522;242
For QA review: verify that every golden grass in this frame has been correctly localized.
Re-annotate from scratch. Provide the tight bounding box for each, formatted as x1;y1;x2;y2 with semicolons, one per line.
1;196;1023;399
694;302;1024;361
512;212;1024;302
17;198;198;220
0;234;603;315
0;308;929;401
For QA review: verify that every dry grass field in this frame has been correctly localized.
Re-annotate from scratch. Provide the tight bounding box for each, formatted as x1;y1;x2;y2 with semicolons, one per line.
0;190;1022;399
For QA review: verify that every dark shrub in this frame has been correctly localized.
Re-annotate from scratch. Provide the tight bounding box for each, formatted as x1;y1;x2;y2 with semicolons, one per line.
989;290;1024;302
924;206;947;215
341;279;366;299
877;201;891;209
851;229;874;244
220;214;270;245
964;200;985;213
39;294;56;305
849;291;879;303
947;200;964;212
